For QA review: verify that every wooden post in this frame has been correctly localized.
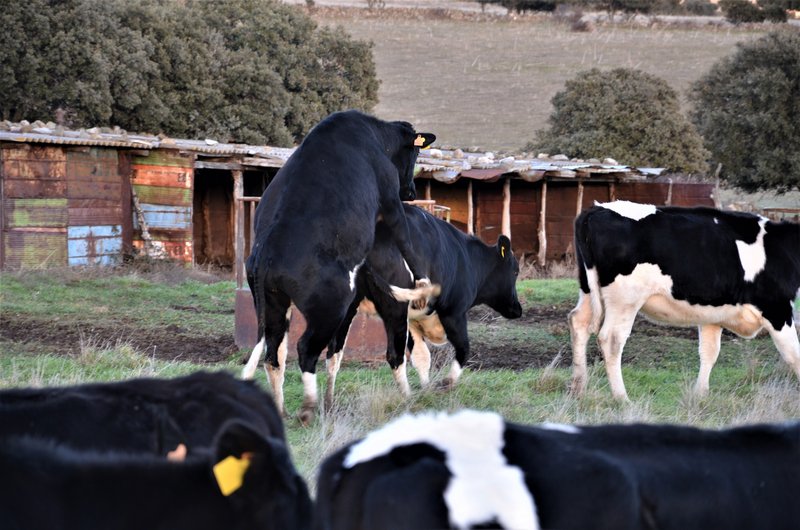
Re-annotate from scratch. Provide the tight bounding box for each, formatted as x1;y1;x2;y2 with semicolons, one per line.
576;180;584;218
665;178;673;206
609;182;616;202
467;180;474;235
233;170;244;289
425;180;431;201
501;177;511;238
537;180;548;266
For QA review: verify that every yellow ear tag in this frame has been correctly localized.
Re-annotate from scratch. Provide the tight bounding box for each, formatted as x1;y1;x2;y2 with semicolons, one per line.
414;134;425;147
213;455;251;496
501;247;505;258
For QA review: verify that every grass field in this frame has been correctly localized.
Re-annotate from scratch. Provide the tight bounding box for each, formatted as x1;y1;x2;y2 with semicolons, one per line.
2;266;798;487
312;8;768;152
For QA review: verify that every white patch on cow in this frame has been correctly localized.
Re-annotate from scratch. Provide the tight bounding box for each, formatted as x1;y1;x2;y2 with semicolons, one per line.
761;319;800;380
735;218;767;282
349;260;365;291
344;410;540;530
447;360;464;386
302;371;318;403
584;266;603;333
595;200;657;221
714;217;719;224
241;337;265;380
392;359;411;397
539;422;581;435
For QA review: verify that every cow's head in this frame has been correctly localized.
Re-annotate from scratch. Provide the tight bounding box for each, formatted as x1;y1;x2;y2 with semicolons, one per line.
390;121;435;201
212;420;312;529
481;236;522;319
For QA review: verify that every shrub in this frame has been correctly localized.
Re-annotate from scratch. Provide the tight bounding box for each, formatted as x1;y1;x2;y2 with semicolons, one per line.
719;0;767;23
527;68;710;174
684;0;718;16
690;30;800;191
0;0;379;146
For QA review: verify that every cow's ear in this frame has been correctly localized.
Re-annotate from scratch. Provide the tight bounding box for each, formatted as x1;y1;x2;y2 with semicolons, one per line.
497;235;512;260
414;133;436;149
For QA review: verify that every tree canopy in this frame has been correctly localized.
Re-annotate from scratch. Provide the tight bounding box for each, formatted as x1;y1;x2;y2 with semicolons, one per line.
527;68;710;174
690;30;800;192
0;0;379;146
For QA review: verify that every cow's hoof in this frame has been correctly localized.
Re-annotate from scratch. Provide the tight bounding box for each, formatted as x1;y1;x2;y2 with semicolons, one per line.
435;378;456;392
568;379;586;397
298;406;315;426
411;298;428;311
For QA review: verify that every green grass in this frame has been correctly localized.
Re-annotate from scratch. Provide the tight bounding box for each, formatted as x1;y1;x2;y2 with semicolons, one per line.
517;278;577;306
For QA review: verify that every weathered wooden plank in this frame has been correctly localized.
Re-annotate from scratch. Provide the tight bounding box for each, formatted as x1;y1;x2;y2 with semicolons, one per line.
3;230;67;268
133;204;192;230
3;178;67;199
132;151;193;168
131;165;192;189
4;198;68;228
132;184;191;206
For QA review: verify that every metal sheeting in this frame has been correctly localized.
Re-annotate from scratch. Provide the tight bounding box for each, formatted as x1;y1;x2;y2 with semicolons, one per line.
67;225;122;266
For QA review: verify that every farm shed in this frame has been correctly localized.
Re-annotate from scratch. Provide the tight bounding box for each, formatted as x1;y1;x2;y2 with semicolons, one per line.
0;124;292;271
413;149;715;265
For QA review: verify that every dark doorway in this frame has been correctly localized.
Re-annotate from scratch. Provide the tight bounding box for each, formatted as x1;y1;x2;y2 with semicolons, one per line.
193;169;234;268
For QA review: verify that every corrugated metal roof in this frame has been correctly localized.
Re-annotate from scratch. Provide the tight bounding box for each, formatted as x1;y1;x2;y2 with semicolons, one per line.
0;122;662;181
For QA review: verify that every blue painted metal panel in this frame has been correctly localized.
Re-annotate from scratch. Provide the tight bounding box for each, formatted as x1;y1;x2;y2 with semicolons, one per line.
133;204;192;230
67;225;123;262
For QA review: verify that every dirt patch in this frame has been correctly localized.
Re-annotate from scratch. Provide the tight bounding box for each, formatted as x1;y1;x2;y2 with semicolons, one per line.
1;299;700;372
0;314;237;364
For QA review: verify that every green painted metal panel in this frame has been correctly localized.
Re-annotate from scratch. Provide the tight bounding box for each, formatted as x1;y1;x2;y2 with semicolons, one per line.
4;198;68;228
132;150;193;168
132;184;191;207
3;231;67;268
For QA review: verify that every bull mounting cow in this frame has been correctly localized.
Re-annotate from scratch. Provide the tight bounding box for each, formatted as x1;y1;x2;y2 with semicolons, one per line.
242;110;437;423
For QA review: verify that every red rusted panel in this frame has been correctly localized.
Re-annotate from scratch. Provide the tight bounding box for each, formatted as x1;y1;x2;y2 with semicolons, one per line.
132;239;192;262
3;178;67;199
2;146;67;202
66;148;120;182
67;180;122;200
234;288;386;360
68;204;124;226
131;165;192;190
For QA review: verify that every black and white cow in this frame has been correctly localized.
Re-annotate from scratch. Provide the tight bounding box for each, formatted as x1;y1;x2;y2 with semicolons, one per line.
0;371;285;455
315;409;800;530
0;420;313;530
569;201;800;400
242;110;437;423
323;204;522;406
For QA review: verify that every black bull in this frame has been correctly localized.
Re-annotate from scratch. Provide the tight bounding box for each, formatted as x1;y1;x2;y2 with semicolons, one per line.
242;110;436;422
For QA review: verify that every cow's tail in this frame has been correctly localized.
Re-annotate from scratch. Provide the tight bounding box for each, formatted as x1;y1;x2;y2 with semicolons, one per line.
362;263;441;303
574;212;603;334
242;245;267;380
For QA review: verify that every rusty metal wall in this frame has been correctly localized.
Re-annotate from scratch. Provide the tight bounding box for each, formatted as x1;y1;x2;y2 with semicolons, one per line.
130;150;194;263
1;144;131;269
1;146;68;268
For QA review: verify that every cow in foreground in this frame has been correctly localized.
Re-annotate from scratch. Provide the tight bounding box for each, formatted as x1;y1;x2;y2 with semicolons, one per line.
0;420;312;530
315;409;800;530
324;204;522;407
0;371;285;455
242;110;437;423
569;201;800;400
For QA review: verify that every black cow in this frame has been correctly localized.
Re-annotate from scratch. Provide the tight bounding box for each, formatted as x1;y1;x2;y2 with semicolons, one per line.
315;409;800;530
0;420;312;530
0;371;284;455
242;110;436;423
569;201;800;400
324;204;522;407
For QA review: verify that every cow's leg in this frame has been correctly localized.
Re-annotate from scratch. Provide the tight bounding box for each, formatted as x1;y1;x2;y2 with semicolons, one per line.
408;322;432;387
694;324;723;397
596;304;638;401
324;297;361;411
763;318;800;382
374;299;412;397
268;328;290;417
568;290;594;396
439;314;469;388
296;297;352;425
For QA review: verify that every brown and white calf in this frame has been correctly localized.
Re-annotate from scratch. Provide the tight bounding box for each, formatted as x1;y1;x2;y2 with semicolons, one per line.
569;201;800;400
